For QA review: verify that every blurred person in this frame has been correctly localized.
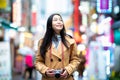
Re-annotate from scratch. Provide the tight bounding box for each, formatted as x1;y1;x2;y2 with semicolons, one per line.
77;51;86;80
23;54;34;79
35;13;80;80
87;34;106;80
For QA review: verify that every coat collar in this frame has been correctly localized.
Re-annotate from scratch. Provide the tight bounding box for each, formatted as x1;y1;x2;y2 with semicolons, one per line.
51;41;65;59
50;36;75;58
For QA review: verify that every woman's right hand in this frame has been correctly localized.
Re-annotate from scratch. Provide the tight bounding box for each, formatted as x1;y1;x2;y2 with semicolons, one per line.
45;69;55;77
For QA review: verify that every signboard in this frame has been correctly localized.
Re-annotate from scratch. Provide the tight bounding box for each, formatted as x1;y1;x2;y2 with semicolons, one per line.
12;0;21;26
31;12;37;27
0;0;7;8
0;42;12;80
97;0;112;13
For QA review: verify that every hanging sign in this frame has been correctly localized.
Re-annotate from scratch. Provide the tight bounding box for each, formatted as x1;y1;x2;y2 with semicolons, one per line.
97;0;112;13
0;0;7;9
0;42;12;80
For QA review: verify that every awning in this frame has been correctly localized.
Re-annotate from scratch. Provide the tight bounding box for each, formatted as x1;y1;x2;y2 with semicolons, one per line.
0;18;18;30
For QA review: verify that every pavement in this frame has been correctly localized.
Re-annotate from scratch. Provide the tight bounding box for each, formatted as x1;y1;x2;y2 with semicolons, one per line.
12;73;23;80
12;70;37;80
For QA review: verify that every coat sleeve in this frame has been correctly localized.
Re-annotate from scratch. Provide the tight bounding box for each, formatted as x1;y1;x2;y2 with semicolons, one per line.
34;39;49;76
64;41;80;75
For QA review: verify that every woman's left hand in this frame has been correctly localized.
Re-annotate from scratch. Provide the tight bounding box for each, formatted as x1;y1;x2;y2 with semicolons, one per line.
60;69;68;78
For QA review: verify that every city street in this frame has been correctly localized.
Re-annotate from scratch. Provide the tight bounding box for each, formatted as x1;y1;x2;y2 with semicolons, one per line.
12;70;37;80
0;0;120;80
13;73;22;80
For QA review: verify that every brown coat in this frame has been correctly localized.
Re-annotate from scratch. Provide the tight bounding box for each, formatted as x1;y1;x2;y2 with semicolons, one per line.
35;36;80;80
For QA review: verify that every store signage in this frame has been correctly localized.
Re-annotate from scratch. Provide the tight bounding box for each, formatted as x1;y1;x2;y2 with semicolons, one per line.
0;42;12;80
31;12;37;27
12;0;21;26
97;0;112;13
0;0;7;8
100;0;109;9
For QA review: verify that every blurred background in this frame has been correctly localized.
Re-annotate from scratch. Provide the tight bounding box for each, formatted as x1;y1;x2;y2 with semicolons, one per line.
0;0;120;80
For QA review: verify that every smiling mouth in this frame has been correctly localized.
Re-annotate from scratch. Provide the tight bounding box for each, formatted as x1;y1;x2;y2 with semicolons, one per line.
56;25;62;27
56;24;63;26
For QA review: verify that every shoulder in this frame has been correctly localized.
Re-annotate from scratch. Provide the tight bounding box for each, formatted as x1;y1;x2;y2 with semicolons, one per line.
65;34;76;44
66;34;73;38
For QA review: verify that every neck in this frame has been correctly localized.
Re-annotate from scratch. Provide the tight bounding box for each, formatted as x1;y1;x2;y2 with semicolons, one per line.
54;30;60;35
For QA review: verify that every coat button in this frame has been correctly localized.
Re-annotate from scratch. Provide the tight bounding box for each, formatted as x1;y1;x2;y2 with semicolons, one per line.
58;58;61;62
50;59;53;62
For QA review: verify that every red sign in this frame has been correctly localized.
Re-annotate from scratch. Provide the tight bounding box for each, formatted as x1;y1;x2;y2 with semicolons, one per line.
31;12;37;27
73;0;80;32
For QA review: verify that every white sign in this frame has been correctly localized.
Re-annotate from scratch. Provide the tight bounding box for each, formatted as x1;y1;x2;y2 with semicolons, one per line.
0;42;12;80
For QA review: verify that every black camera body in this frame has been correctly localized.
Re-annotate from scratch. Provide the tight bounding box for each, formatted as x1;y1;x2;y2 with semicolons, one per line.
54;70;62;78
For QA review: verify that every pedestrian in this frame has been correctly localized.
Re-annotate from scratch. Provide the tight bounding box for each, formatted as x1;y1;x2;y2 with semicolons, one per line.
77;51;86;80
35;13;80;80
23;54;34;79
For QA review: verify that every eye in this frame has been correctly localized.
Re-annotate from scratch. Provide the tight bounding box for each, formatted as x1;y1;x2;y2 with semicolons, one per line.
53;18;57;21
59;19;62;21
52;16;63;22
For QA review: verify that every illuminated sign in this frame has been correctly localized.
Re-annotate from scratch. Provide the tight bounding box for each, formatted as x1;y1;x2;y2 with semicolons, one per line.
12;0;21;26
97;0;112;13
0;0;7;8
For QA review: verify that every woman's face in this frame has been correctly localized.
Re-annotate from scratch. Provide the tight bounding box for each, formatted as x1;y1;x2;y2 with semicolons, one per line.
52;15;64;34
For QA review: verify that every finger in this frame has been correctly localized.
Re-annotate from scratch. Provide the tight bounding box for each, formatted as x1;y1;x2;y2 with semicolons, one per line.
61;70;67;78
47;69;54;73
63;70;68;78
47;72;55;77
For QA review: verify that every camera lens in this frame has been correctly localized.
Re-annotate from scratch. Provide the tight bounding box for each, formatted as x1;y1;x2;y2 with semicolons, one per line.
55;73;60;78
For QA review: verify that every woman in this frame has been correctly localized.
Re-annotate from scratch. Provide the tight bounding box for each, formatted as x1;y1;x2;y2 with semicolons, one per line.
35;13;80;80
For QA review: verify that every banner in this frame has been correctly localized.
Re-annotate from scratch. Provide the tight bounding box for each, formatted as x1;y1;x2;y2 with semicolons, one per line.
0;42;12;80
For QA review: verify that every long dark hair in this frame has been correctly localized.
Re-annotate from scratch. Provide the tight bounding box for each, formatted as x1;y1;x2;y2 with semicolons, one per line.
40;13;68;59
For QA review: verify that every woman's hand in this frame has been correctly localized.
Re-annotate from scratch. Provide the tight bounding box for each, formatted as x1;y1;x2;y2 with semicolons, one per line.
60;69;69;78
45;69;55;77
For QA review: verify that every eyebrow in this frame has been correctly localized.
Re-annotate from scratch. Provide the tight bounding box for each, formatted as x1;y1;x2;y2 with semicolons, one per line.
53;17;62;20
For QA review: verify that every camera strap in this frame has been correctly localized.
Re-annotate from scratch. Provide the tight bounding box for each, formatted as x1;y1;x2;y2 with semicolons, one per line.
50;42;64;68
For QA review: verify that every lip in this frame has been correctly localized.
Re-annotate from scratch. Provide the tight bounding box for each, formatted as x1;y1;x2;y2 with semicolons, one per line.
56;24;63;26
56;24;62;26
55;25;63;28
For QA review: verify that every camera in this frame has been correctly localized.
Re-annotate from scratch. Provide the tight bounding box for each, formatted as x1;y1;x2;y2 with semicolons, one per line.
54;69;62;78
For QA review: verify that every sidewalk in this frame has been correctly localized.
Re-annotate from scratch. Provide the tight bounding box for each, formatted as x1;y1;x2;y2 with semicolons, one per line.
12;72;22;80
12;70;37;80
